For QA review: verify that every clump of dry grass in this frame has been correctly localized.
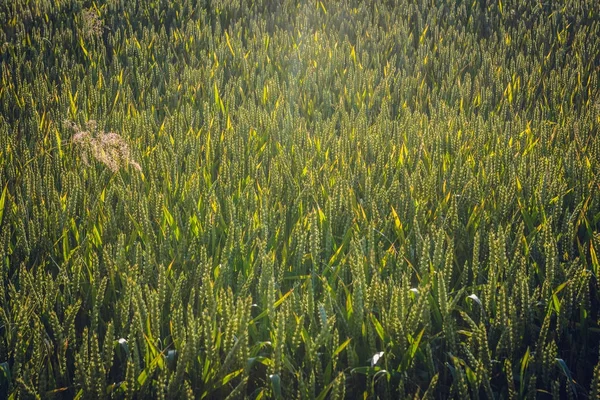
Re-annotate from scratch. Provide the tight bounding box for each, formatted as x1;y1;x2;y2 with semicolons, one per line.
66;120;141;173
81;9;104;40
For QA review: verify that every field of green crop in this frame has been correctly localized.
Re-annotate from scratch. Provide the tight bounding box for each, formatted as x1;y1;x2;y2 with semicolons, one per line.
1;0;600;398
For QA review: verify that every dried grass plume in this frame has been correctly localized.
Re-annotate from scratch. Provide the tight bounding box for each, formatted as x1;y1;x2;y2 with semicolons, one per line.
67;120;141;173
81;9;104;40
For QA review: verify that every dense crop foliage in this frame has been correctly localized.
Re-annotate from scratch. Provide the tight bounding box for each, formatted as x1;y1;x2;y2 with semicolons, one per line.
1;0;600;398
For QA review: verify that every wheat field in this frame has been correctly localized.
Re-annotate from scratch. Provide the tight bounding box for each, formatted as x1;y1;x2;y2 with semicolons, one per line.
1;0;600;398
